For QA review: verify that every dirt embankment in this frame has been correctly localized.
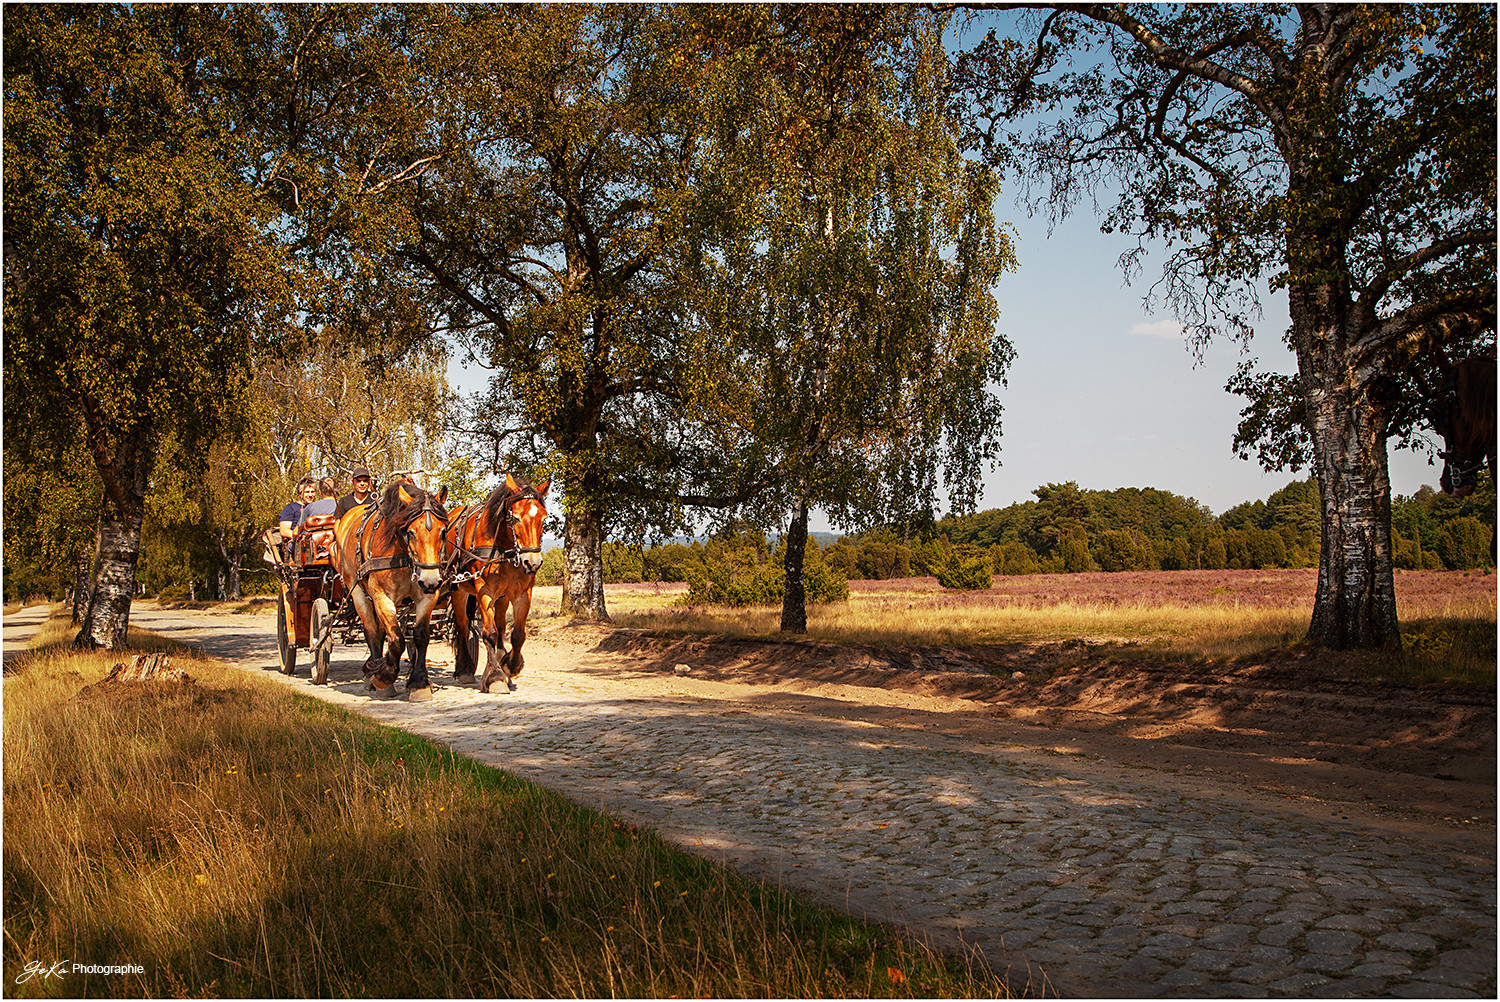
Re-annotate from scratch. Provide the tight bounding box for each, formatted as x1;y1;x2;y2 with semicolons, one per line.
574;624;1496;831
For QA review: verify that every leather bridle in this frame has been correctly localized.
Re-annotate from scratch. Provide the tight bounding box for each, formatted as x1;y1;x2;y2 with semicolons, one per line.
443;485;548;584
353;491;450;593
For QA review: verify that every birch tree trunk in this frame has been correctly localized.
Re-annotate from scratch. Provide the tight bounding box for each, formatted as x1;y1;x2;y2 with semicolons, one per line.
1295;309;1401;649
77;505;144;649
780;500;810;633
560;507;608;621
1283;141;1403;649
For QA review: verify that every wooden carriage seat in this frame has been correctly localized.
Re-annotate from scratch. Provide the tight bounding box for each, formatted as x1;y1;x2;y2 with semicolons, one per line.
298;514;340;567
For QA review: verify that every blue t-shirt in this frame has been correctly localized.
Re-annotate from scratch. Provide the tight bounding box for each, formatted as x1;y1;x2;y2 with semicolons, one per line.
279;502;303;526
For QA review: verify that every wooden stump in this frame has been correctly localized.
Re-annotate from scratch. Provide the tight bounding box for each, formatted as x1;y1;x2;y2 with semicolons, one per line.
99;653;193;685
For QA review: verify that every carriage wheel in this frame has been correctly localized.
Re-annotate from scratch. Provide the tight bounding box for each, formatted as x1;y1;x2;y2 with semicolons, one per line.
466;595;482;669
276;593;296;676
310;597;331;685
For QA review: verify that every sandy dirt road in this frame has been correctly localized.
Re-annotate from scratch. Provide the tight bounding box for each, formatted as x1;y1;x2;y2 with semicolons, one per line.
11;603;1496;998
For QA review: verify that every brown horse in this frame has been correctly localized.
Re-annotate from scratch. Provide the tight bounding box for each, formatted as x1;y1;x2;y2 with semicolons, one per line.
1428;356;1496;499
443;474;549;693
334;480;450;700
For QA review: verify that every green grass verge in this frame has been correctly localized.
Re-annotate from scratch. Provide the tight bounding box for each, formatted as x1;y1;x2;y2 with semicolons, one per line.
3;636;1011;998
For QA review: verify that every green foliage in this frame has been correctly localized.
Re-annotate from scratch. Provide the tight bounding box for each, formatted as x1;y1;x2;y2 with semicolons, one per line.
1392;482;1496;570
1;436;100;602
685;532;847;607
602;543;645;585
1434;518;1494;570
642;542;704;584
1094;530;1152;573
692;6;1016;553
536;548;566;588
823;528;910;581
4;5;300;491
933;546;993;591
990;540;1041;576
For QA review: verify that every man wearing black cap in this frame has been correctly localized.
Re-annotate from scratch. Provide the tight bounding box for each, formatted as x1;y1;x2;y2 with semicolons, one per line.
335;467;376;519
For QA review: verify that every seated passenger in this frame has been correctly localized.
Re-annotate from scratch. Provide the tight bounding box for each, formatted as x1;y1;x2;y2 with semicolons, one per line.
335;467;376;519
279;478;317;562
298;476;340;528
295;476;340;563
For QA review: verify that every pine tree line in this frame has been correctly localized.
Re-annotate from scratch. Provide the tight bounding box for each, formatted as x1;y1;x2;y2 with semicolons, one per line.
556;477;1494;592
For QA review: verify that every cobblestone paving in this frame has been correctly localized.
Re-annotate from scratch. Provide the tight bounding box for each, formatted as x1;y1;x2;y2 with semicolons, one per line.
123;609;1498;998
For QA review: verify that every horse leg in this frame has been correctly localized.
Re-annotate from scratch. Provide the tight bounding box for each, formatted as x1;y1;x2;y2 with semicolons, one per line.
504;587;533;689
452;587;477;681
367;591;403;697
404;594;438;701
350;586;386;680
480;593;513;695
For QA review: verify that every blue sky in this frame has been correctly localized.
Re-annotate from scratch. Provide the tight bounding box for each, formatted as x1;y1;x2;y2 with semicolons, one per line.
979;207;1440;517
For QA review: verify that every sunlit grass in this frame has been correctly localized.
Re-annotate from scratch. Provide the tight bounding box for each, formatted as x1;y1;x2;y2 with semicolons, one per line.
603;572;1495;684
615;594;1312;654
3;615;1011;999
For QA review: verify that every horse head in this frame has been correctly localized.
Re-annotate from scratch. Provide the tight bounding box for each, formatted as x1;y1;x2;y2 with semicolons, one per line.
381;481;451;592
487;473;550;575
1428;357;1497;499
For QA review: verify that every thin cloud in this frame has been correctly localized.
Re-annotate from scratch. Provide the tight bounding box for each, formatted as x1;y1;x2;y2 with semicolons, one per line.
1130;320;1184;339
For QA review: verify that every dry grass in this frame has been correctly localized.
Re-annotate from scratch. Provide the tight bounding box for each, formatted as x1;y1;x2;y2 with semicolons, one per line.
602;570;1496;682
3;622;1009;999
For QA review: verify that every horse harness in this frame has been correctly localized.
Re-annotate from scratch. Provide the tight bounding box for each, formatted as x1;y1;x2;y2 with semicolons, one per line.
351;492;449;593
443;485;546;585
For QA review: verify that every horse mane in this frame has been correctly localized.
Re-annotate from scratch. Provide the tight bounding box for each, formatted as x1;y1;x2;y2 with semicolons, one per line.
375;482;449;542
484;476;539;529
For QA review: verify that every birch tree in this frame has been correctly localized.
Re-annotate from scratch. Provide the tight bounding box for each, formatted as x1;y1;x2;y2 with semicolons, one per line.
695;6;1017;631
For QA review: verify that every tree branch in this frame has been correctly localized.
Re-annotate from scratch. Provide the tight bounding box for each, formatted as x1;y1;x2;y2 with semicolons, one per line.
1359;227;1497;310
1353;288;1498;370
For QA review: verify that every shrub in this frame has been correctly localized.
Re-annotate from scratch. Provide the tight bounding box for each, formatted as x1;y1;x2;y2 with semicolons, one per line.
686;538;848;607
642;541;703;582
536;547;565;586
934;546;993;590
603;541;643;583
1095;529;1153;572
990;539;1041;575
1059;530;1095;573
1436;517;1494;569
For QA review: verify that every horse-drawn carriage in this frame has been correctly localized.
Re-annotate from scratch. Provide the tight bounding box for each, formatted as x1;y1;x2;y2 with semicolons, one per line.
263;471;549;698
265;512;482;686
265;511;352;685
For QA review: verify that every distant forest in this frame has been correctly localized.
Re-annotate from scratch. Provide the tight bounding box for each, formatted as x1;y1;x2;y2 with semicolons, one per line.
551;478;1496;589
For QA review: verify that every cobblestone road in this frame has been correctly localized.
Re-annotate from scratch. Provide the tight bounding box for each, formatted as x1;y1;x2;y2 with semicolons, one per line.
90;609;1500;997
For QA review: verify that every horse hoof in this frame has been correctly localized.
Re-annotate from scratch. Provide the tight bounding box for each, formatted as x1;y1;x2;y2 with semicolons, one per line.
506;678;517;692
369;680;397;699
407;686;434;702
454;673;476;685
